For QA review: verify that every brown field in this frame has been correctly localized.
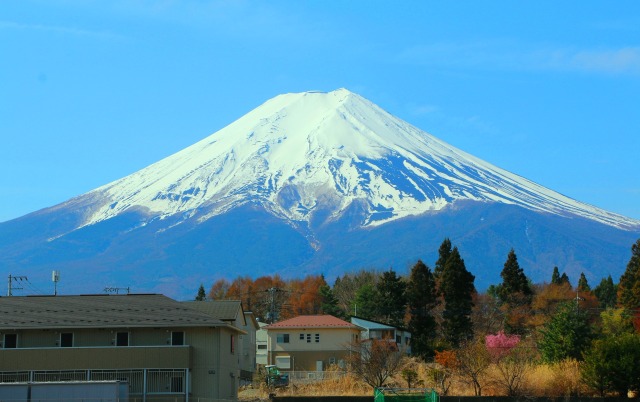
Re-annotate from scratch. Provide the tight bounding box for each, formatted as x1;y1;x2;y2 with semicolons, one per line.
240;359;591;399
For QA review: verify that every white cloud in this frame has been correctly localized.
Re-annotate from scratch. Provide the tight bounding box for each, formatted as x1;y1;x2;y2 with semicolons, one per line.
397;41;640;76
0;20;124;40
566;48;640;74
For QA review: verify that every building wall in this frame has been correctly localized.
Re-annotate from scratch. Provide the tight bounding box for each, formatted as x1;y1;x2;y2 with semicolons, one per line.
0;346;190;371
239;317;257;381
266;327;359;371
256;324;268;366
182;326;239;400
0;326;241;401
3;327;193;349
271;350;351;372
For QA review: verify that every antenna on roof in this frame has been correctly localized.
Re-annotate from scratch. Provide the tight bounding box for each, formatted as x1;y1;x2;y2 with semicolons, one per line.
104;287;130;295
52;270;60;296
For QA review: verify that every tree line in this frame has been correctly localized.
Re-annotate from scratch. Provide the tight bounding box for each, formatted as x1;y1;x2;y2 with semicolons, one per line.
199;237;640;396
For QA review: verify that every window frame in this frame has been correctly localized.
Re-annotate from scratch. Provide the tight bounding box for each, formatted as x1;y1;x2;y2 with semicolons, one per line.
60;332;74;347
115;331;129;347
171;331;185;346
276;333;290;344
3;333;17;349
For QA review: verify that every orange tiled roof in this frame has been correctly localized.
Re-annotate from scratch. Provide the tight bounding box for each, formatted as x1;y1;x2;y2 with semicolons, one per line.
265;315;358;329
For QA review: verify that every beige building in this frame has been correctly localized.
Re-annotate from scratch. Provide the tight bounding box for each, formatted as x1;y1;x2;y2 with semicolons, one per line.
0;294;244;401
183;300;259;384
264;315;361;373
256;322;268;366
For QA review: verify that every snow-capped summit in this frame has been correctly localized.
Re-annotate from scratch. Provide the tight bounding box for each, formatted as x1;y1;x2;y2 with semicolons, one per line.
79;88;636;230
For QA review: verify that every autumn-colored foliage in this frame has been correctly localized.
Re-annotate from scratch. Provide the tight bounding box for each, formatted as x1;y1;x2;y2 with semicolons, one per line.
207;274;330;322
435;349;457;369
282;275;326;318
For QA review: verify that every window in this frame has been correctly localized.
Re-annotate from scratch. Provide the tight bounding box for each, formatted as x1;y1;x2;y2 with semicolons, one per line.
275;355;290;369
60;332;73;347
171;331;184;346
115;332;129;346
276;334;289;344
257;344;267;350
396;335;401;344
3;334;17;349
315;333;320;343
299;333;304;340
306;334;311;343
231;335;235;354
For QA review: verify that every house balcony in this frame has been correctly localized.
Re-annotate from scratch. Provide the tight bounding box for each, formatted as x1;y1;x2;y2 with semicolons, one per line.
0;345;191;371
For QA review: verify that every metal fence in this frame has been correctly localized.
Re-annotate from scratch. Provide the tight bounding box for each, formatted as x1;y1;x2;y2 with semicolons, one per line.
0;399;237;402
279;370;347;384
0;369;188;400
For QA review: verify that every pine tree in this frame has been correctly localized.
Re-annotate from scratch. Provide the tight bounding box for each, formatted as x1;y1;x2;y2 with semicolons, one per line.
538;301;593;363
406;260;437;359
195;284;206;301
551;266;561;284
354;283;378;320
440;247;476;347
594;275;617;309
618;239;640;311
551;266;570;286
496;249;533;304
434;238;452;281
577;272;591;292
495;249;533;335
319;279;345;319
375;268;407;328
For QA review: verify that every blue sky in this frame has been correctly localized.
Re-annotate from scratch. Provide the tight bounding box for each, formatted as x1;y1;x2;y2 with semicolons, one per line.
1;1;639;223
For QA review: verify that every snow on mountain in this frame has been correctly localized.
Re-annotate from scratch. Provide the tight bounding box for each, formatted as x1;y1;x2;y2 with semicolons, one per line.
77;88;638;232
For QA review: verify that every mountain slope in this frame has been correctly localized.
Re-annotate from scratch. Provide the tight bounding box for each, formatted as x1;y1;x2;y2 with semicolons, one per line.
71;89;637;231
1;89;638;298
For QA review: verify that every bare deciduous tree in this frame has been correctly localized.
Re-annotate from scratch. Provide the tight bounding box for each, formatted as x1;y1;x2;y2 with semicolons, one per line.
455;338;490;396
491;342;535;396
347;338;405;389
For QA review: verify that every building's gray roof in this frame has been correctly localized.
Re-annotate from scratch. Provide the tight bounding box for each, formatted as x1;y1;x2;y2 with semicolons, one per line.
350;316;397;330
0;294;227;330
183;300;243;322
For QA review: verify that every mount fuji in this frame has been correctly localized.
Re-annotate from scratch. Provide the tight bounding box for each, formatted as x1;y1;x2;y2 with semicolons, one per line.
1;89;639;298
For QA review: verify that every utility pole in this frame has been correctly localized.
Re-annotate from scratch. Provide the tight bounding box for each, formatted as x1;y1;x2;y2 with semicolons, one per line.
7;274;28;296
575;289;585;310
266;287;286;324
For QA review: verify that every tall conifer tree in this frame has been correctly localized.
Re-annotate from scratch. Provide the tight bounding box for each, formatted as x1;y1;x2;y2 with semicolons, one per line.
497;249;533;303
496;249;533;334
406;260;437;359
618;239;640;311
578;272;591;292
440;247;475;347
319;279;345;319
551;267;561;284
594;275;617;309
375;269;407;328
434;238;452;280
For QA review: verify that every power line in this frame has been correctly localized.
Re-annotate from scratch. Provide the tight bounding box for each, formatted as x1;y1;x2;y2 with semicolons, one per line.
7;274;28;296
